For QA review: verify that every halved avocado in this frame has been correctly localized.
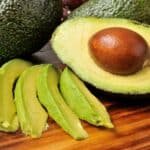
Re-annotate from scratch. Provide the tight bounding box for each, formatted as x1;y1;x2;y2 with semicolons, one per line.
51;17;150;95
15;65;48;138
0;59;32;132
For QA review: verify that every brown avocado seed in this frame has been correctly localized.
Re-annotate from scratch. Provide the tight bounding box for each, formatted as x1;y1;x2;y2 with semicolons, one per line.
89;27;148;75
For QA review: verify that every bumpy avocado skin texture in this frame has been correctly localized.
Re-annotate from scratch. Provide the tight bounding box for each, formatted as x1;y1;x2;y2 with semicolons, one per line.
37;65;88;140
60;68;113;128
0;0;62;64
0;59;32;132
15;65;48;138
51;17;150;95
70;0;150;24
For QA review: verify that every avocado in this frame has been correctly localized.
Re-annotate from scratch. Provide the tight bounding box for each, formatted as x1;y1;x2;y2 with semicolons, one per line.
51;17;150;95
69;0;150;24
15;65;48;138
0;0;62;64
37;64;88;140
0;59;32;132
60;67;113;128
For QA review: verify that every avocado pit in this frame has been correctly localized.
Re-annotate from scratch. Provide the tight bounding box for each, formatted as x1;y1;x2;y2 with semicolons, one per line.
89;27;148;75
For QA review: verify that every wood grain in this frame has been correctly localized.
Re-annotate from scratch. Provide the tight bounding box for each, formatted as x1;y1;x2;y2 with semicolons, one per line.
0;44;149;150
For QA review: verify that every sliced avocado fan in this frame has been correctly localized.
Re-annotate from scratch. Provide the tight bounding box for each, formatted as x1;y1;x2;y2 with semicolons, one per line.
37;64;88;140
0;59;32;132
51;17;150;95
15;65;48;138
60;68;113;128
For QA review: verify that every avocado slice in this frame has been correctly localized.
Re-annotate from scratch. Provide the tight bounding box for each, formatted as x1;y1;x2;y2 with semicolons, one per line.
37;64;88;140
0;59;32;132
15;65;48;138
60;68;113;128
51;17;150;95
0;0;62;63
69;0;150;24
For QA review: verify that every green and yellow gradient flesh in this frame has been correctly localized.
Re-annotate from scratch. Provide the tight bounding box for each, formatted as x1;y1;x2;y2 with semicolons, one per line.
37;65;88;140
15;65;48;138
60;68;113;128
51;17;150;94
0;59;32;132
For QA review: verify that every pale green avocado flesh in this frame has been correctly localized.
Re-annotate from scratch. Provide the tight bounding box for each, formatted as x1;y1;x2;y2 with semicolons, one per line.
37;65;88;140
60;67;113;128
0;59;32;132
51;17;150;95
15;65;48;137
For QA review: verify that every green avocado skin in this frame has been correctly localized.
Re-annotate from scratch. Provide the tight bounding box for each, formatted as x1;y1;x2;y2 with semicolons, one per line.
0;0;62;64
70;0;150;24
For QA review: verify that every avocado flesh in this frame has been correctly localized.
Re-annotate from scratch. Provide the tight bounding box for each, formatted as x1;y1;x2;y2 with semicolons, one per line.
51;17;150;95
15;65;48;138
70;0;150;24
60;68;113;128
0;0;62;63
37;65;88;140
0;59;32;132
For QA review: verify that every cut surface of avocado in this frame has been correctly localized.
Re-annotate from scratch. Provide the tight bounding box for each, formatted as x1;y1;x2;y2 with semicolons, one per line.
37;64;88;140
51;17;150;94
0;59;32;132
60;68;113;128
15;65;48;138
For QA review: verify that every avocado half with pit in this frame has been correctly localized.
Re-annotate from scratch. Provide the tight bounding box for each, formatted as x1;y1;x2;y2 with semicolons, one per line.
51;17;150;95
0;0;62;63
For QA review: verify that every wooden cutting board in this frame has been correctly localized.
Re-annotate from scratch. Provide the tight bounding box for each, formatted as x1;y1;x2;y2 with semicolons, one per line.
0;44;149;150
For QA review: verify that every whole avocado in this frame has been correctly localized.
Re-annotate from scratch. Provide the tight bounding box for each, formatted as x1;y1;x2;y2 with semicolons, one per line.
70;0;150;24
0;0;62;63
